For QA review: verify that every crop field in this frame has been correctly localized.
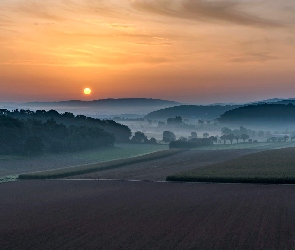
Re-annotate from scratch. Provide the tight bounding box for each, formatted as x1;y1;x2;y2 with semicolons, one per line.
0;143;168;178
68;149;260;181
167;147;295;184
1;180;294;250
18;149;183;179
192;141;295;150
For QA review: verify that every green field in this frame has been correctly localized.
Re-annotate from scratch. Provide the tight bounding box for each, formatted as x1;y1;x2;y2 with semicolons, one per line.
0;144;169;180
167;147;295;184
72;143;169;162
18;149;183;179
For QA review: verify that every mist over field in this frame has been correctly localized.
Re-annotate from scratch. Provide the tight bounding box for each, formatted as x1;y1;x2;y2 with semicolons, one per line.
2;0;295;248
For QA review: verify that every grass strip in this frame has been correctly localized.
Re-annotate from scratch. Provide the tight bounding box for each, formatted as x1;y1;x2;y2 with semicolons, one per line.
0;175;18;184
18;149;185;179
166;147;295;184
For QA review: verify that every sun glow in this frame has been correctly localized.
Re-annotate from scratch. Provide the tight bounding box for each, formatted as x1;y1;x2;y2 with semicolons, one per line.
84;88;92;95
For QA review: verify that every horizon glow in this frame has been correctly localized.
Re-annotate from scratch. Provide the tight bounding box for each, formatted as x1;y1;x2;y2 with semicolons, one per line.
0;0;295;104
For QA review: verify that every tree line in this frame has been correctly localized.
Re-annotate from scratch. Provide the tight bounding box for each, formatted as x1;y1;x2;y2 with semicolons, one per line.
0;109;133;156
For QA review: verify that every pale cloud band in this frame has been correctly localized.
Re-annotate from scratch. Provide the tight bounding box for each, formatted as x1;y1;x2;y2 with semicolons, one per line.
131;0;283;27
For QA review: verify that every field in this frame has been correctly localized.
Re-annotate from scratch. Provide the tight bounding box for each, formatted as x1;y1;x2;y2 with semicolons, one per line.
18;149;183;179
1;180;294;249
167;147;295;184
192;141;295;150
66;149;260;181
0;143;168;179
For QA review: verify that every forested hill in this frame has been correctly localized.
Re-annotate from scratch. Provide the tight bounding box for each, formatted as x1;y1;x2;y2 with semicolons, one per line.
0;109;131;143
218;104;295;123
145;105;240;120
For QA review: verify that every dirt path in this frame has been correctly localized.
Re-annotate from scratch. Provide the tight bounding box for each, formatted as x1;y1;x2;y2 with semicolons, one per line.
1;180;294;250
69;149;261;181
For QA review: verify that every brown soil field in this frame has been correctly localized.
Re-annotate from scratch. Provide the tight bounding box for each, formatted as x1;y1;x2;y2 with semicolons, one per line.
69;149;261;181
1;180;294;249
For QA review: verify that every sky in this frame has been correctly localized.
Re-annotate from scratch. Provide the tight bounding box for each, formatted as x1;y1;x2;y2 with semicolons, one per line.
1;0;295;104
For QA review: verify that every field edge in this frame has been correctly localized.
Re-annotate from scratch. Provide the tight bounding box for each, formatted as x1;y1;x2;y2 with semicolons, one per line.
18;149;186;180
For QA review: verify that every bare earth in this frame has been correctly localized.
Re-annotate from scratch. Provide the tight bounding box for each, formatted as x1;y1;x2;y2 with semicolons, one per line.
69;149;261;181
1;180;294;250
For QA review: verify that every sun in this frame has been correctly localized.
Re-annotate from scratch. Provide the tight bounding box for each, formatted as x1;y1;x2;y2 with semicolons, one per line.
84;88;91;95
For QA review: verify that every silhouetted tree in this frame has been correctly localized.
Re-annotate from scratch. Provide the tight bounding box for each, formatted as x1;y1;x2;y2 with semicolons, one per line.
131;131;148;143
203;132;209;138
24;136;44;156
221;127;232;135
158;121;165;127
167;116;183;125
198;119;204;126
241;134;249;143
234;135;240;144
220;135;227;144
163;131;176;143
148;137;157;144
227;134;235;144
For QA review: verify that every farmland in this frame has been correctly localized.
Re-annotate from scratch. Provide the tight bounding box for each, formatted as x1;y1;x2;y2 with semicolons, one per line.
167;147;295;184
67;149;260;181
0;143;168;179
18;149;183;179
1;180;294;249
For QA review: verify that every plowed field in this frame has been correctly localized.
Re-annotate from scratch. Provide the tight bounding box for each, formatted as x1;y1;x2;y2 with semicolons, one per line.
69;149;260;181
1;180;294;249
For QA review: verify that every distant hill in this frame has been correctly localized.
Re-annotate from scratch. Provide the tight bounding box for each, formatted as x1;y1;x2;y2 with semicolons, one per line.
253;98;295;105
218;103;295;124
145;105;241;120
24;98;180;107
20;98;181;117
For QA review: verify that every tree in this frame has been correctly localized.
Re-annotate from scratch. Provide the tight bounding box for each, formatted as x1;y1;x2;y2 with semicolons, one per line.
220;135;227;144
148;137;157;144
203;132;209;138
191;132;197;138
258;131;265;137
198;119;204;126
234;135;240;144
227;134;235;144
209;136;217;144
283;135;289;142
158;121;165;127
240;134;249;143
221;127;232;135
24;136;44;156
163;131;176;143
167;116;183;125
131;131;148;143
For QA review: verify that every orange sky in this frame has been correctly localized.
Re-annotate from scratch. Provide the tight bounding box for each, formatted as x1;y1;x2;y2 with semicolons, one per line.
1;0;295;103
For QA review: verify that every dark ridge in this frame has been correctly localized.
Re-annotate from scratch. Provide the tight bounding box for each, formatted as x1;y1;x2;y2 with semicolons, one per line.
145;105;240;119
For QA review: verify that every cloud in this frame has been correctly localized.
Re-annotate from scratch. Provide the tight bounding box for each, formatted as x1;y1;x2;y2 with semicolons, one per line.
230;52;277;63
15;1;64;21
131;0;283;27
0;14;12;25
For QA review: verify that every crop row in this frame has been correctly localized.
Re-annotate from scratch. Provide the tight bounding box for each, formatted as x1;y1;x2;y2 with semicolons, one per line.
18;149;185;179
167;147;295;184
